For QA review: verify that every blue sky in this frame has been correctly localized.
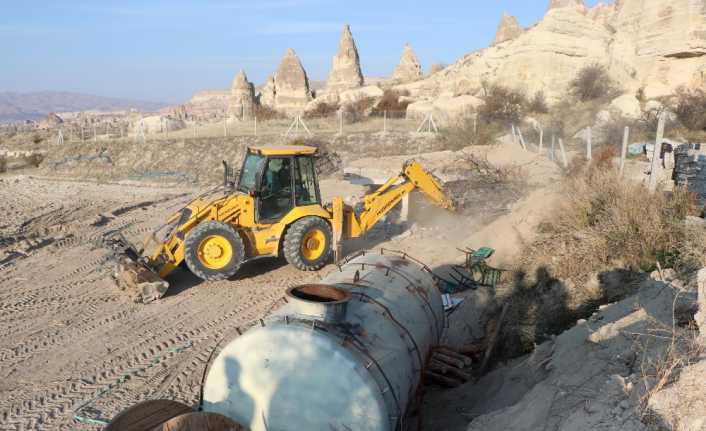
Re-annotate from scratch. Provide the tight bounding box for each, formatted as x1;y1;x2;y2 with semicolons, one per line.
1;1;605;103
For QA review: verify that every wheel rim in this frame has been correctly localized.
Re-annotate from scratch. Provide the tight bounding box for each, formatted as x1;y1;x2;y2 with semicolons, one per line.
301;228;326;261
197;235;233;270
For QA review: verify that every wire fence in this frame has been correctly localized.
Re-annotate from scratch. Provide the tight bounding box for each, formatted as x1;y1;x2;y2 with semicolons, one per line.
51;110;441;144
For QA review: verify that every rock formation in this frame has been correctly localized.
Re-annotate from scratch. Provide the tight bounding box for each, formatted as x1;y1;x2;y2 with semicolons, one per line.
492;13;523;45
258;75;277;107
324;24;364;96
228;70;256;120
429;64;445;75
396;0;706;102
272;48;313;114
392;44;423;83
179;90;229;119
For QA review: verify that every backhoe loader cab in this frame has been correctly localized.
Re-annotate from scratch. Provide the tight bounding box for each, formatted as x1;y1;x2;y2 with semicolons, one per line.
108;145;455;303
238;146;322;223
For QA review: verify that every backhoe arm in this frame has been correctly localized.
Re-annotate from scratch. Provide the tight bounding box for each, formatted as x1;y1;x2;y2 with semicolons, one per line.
351;160;455;236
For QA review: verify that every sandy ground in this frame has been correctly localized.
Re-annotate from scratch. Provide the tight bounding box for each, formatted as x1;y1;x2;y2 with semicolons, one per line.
0;140;566;430
0;176;336;430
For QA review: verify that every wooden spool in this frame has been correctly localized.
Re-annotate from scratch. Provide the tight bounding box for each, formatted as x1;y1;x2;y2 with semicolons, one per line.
105;399;193;431
156;412;246;431
106;400;247;431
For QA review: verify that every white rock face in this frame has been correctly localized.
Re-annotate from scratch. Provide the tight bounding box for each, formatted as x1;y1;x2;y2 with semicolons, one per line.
610;94;642;119
403;0;706;101
393;44;423;83
324;25;364;97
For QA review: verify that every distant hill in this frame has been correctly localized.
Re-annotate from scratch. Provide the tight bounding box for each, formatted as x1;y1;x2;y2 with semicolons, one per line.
0;91;166;122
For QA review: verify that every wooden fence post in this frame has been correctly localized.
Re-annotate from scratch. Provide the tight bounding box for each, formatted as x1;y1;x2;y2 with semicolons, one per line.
517;127;527;151
619;126;629;176
648;113;666;192
558;138;569;168
586;126;592;161
539;126;544;155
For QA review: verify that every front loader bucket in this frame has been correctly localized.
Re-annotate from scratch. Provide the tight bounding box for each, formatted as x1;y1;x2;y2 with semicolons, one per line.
113;256;169;303
104;234;169;304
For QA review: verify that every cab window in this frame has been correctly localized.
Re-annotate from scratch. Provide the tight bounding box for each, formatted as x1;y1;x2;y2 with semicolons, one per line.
238;153;266;193
258;157;293;221
294;156;319;206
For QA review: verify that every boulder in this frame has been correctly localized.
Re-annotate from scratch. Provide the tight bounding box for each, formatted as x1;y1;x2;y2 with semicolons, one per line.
228;70;256;120
392;44;423;83
324;24;364;96
339;86;384;104
492;13;523;45
406;95;483;124
610;94;642;119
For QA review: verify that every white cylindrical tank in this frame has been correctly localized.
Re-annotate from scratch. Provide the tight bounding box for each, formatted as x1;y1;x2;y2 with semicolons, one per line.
202;250;444;431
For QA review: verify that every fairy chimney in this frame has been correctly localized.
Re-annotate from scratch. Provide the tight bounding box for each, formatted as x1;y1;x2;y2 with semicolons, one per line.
392;44;423;83
325;24;364;94
229;70;256;120
273;48;313;114
492;13;523;45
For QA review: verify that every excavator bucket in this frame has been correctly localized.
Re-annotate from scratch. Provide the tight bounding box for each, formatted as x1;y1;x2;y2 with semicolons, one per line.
104;234;169;303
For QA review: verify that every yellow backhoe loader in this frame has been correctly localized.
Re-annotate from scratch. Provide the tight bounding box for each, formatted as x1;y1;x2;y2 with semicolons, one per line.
106;145;455;302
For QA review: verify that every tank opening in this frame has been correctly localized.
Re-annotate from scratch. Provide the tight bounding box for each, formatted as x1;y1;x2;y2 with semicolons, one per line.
287;284;351;304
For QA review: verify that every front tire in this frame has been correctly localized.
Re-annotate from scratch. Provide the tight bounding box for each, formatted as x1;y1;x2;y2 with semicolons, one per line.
184;221;245;281
283;217;332;271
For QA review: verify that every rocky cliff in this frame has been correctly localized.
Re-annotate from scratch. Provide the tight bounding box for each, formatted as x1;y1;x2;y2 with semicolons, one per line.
398;0;706;101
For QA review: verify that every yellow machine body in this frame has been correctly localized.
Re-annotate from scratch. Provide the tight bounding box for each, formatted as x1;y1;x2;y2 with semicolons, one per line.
112;145;455;302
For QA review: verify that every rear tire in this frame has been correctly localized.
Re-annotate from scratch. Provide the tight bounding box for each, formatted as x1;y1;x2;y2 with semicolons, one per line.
184;221;245;281
283;217;332;271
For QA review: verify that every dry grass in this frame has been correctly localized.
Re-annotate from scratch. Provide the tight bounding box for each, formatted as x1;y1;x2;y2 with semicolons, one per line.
638;295;704;422
523;167;706;284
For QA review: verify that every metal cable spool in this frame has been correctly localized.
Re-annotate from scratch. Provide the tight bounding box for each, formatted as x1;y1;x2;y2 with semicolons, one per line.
202;250;443;431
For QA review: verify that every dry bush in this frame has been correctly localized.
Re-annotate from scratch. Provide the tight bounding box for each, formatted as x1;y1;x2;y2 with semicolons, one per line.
372;89;410;118
254;104;286;121
522;168;705;285
570;63;620;102
478;83;527;124
31;134;42;144
304;101;340;119
673;87;706;132
439;114;505;150
0;155;6;173
26;153;44;167
343;97;375;123
528;91;549;114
